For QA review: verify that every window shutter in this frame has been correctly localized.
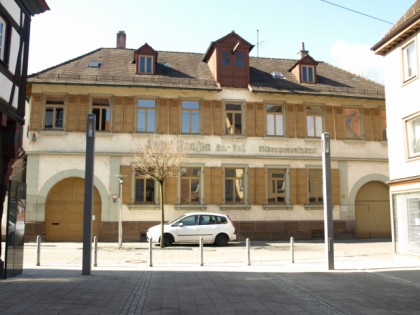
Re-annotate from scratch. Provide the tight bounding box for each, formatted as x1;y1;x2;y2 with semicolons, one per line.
289;168;297;204
158;98;169;134
246;102;255;137
332;169;340;205
213;101;223;136
123;97;135;133
203;167;212;204
212;167;223;204
255;168;266;205
286;104;296;138
363;108;373;141
120;165;133;204
325;105;335;139
113;96;123;133
296;104;306;138
335;107;344;140
30;94;42;131
372;108;383;141
78;95;89;132
255;102;265;137
165;176;178;204
169;99;180;135
202;101;212;135
297;168;308;204
248;167;255;204
67;95;77;132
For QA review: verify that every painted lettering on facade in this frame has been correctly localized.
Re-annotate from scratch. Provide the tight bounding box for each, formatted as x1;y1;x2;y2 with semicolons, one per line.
258;146;317;155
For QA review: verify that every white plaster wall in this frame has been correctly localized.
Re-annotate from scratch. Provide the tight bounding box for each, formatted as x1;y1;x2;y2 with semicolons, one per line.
0;1;21;26
383;32;420;181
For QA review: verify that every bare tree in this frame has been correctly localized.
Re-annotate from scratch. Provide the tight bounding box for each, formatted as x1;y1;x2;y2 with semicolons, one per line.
132;136;187;248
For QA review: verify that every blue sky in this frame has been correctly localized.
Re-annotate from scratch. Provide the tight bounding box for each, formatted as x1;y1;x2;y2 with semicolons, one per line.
28;0;415;82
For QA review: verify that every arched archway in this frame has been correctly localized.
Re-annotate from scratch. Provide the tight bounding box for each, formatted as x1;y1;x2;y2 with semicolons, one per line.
355;181;390;239
45;177;101;241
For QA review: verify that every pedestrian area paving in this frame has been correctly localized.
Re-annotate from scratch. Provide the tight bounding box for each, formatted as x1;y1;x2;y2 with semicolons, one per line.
1;240;420;314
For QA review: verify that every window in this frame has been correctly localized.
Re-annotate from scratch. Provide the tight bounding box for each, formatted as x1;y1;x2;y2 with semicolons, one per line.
92;98;111;131
306;106;323;138
381;108;387;141
403;41;417;82
135;171;155;204
235;52;244;67
44;96;64;130
225;103;242;135
180;167;200;204
267;169;287;204
266;104;284;136
344;107;361;140
405;114;420;159
301;65;315;83
181;101;200;134
138;55;153;74
137;99;156;132
225;168;244;204
308;169;323;204
0;16;6;62
222;52;230;66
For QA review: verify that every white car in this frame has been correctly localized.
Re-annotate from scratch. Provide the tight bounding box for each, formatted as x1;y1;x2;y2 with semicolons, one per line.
146;212;236;246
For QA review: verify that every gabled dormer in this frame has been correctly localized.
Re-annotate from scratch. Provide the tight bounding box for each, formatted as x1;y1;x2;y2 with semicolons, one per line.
203;31;254;88
134;43;158;75
289;43;319;84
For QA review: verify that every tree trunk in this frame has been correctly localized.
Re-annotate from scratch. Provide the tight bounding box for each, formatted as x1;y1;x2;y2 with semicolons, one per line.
159;180;165;248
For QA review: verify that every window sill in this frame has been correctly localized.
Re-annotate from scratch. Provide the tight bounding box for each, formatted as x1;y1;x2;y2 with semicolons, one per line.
174;204;208;210
220;204;251;210
304;205;324;210
221;135;246;139
263;204;293;210
39;130;67;135
128;204;160;210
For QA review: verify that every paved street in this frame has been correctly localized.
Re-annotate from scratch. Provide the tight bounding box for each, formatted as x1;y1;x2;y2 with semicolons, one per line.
1;240;420;314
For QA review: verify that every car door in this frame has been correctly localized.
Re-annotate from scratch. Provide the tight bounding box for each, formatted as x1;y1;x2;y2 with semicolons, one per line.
199;215;218;242
171;214;201;243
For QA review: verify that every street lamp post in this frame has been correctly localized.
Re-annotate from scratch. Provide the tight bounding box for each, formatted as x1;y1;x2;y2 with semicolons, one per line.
118;176;123;248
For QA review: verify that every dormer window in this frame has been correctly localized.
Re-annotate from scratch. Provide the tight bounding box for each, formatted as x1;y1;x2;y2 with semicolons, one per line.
222;52;230;66
138;55;154;74
301;65;315;83
134;43;158;75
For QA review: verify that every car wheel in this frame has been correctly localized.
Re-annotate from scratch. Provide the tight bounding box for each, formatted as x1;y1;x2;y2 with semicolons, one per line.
163;234;174;246
215;233;229;246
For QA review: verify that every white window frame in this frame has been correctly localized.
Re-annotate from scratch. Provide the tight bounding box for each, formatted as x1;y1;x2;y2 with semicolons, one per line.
306;106;323;138
138;55;154;74
402;40;418;82
136;98;156;133
0;15;6;62
179;165;203;205
181;100;201;134
266;104;284;136
301;65;315;83
224;102;244;135
405;112;420;159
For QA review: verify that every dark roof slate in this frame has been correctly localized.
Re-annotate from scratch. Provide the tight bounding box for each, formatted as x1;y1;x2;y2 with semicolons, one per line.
29;48;384;99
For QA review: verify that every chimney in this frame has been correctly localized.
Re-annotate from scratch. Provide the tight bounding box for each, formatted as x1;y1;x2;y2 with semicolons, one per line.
116;31;126;49
298;42;308;59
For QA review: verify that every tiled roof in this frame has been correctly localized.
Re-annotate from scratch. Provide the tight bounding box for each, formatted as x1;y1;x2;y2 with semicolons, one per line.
372;0;420;55
29;48;384;100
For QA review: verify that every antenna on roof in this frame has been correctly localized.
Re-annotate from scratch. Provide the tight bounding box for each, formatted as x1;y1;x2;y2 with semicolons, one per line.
257;30;259;57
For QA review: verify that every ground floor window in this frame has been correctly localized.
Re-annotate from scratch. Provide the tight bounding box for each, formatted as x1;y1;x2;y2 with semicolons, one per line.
225;168;245;204
308;168;323;204
135;173;155;204
267;168;287;204
393;191;420;254
180;167;201;204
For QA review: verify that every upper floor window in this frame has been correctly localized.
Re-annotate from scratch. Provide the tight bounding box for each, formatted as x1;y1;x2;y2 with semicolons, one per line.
224;167;245;204
301;65;315;83
137;99;156;132
308;168;323;205
181;100;200;134
0;15;7;63
225;103;243;135
306;106;323;138
180;167;201;204
138;55;154;74
266;104;284;136
405;113;420;159
92;98;111;131
222;52;230;66
135;171;155;204
344;107;361;140
235;52;244;67
44;96;64;130
380;108;387;141
402;41;417;82
267;168;287;204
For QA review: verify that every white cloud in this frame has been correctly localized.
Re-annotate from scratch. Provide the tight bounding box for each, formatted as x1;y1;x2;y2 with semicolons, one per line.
330;40;384;83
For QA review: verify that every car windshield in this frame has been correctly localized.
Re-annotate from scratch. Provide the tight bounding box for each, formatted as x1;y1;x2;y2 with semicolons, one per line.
166;214;187;225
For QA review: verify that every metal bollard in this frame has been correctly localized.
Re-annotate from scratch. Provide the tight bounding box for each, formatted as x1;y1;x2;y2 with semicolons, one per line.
36;235;41;266
246;238;251;266
199;237;203;266
290;236;295;263
149;237;153;267
93;236;98;267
